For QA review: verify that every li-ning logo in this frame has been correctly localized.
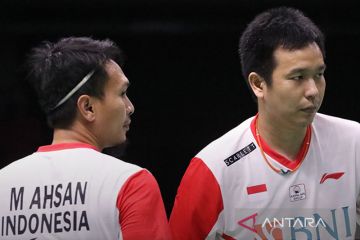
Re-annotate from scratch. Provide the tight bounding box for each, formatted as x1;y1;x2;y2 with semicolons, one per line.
320;172;345;184
224;142;256;166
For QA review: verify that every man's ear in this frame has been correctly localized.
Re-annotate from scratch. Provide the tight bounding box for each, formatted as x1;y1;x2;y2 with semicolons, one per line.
77;95;95;122
248;72;265;99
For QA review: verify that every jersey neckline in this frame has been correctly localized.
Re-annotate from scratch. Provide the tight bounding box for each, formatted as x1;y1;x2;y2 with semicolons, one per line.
250;115;311;171
37;142;99;152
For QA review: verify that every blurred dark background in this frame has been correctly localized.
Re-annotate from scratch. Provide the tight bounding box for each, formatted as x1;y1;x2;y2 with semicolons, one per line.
1;0;359;216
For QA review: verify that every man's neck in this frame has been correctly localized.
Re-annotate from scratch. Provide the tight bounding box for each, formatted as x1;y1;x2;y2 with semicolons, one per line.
52;123;102;151
256;114;308;160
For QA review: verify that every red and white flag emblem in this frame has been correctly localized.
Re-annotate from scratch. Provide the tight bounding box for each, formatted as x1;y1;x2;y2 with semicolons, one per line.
247;184;267;195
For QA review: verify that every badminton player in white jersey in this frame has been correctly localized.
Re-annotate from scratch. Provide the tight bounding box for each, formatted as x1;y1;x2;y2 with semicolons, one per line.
0;37;171;239
170;7;360;240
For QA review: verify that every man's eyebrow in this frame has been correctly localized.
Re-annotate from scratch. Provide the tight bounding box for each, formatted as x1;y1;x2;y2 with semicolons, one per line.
318;64;327;71
288;64;327;75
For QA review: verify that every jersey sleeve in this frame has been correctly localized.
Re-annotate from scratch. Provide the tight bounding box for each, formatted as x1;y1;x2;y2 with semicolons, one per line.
356;123;360;226
117;169;172;240
169;157;223;239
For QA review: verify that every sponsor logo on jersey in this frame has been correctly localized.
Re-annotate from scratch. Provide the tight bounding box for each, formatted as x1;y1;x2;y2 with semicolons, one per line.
238;213;258;233
289;184;306;202
320;172;345;184
224;142;256;166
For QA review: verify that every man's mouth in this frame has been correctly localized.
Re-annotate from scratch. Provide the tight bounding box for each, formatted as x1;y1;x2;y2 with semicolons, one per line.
301;106;317;113
123;120;131;130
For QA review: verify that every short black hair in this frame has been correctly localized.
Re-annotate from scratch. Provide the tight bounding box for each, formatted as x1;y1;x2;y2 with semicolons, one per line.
239;7;325;99
26;36;124;128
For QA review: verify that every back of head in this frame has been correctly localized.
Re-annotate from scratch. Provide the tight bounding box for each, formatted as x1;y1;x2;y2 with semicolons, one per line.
26;36;123;129
239;7;325;88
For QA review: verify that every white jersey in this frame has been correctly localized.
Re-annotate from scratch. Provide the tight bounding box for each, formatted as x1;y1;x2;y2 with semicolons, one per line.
170;113;360;240
0;143;171;240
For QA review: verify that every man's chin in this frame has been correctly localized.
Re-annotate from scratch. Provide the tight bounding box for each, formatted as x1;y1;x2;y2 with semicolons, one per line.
299;115;316;128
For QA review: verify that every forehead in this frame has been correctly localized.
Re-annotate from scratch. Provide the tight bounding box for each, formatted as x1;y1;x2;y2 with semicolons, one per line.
273;43;325;71
104;60;129;89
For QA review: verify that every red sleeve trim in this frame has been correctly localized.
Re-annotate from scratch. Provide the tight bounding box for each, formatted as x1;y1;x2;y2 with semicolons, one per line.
169;157;223;239
117;169;172;240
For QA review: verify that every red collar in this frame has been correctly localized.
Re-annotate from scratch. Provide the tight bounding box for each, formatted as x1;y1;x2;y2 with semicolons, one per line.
250;115;311;171
37;142;99;152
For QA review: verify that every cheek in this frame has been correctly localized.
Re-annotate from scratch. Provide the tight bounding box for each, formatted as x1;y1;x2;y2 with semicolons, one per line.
104;100;125;124
267;87;299;110
317;81;326;105
319;80;326;94
115;102;127;121
267;87;291;102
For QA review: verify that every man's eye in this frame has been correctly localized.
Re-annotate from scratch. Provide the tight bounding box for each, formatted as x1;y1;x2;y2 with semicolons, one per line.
290;75;303;80
315;72;324;78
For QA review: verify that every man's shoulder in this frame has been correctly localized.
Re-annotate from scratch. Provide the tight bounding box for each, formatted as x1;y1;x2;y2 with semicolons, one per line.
79;149;143;173
0;153;34;172
196;116;256;165
0;148;143;178
313;113;360;144
315;113;359;124
314;113;359;132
